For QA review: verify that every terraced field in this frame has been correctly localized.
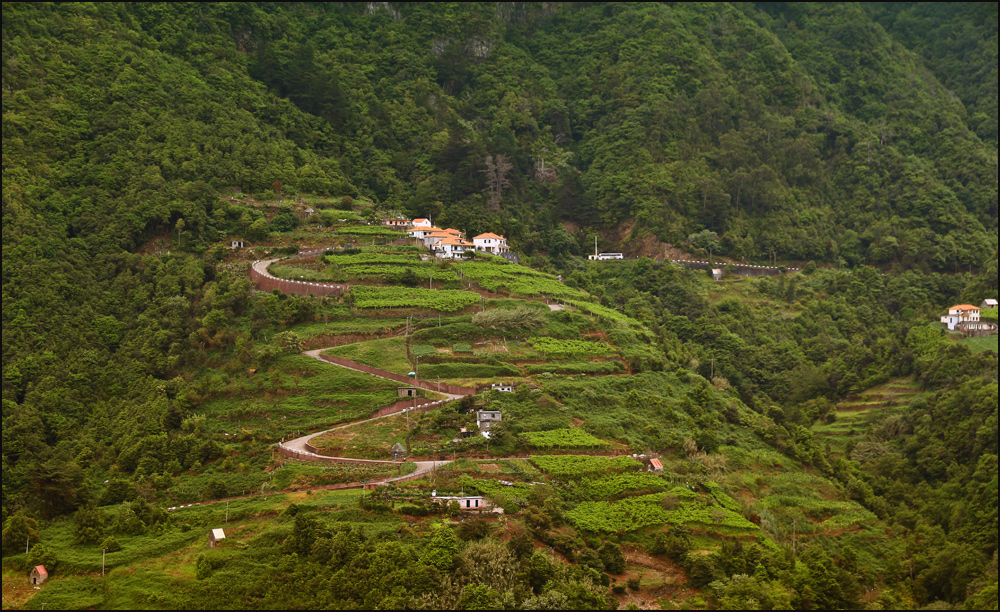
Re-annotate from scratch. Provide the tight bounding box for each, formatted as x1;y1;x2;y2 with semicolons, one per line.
811;377;923;454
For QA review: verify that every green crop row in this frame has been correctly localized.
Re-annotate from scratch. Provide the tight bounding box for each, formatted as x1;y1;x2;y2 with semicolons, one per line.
664;506;759;531
454;261;550;280
418;362;521;379
565;496;670;533
340;265;461;282
350;286;481;311
818;508;878;530
335;226;406;236
453;262;587;299
565;300;642;326
529;337;616;358
324;253;418;265
529;454;642;477
522;428;611;448
524;361;624;375
566;473;669;500
704;481;741;513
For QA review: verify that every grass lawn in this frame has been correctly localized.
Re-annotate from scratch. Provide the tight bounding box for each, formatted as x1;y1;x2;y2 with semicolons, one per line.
957;334;998;354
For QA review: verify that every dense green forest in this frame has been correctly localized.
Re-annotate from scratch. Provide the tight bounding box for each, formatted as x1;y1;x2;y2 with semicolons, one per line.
2;2;997;610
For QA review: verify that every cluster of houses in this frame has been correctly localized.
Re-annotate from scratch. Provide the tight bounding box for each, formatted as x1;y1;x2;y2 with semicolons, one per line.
386;217;512;260
941;300;998;336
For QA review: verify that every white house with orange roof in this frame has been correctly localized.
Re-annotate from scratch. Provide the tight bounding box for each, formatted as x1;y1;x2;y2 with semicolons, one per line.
433;236;475;259
408;226;445;241
473;232;508;254
941;304;980;330
421;230;454;248
411;218;433;228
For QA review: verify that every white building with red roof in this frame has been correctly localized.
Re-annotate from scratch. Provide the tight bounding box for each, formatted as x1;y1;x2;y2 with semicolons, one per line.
407;226;445;240
941;304;980;330
411;218;433;228
421;230;453;248
433;236;475;259
473;232;508;254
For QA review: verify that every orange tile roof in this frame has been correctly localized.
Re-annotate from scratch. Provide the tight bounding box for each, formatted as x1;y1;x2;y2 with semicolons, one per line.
412;218;429;223
950;304;980;310
443;228;463;235
435;237;472;247
474;232;506;241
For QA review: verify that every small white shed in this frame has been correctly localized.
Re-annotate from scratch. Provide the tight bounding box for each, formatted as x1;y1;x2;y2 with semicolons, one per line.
208;528;226;548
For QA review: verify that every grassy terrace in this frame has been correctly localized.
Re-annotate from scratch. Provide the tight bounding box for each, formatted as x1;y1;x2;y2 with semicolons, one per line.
321;337;413;375
195;353;405;439
811;377;923;454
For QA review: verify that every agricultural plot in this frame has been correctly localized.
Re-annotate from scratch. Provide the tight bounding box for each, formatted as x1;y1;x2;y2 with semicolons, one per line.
454;261;588;299
530;454;643;477
529;337;616;359
322;337;412;375
335;226;407;236
565;495;670;533
522;428;611;449
350;286;481;311
811;377;922;453
309;412;412;459
525;360;624;375
565;299;643;327
195;354;403;438
339;264;461;283
324;253;420;265
268;263;336;282
564;472;670;500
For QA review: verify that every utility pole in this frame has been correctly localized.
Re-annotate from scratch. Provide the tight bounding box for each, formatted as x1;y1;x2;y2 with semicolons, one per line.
102;548;107;576
710;358;715;380
26;536;29;555
226;500;230;523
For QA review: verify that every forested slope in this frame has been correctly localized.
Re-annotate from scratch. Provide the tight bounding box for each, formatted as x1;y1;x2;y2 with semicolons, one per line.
1;3;997;609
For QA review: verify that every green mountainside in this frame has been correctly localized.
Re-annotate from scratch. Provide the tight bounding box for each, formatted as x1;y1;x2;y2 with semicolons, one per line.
2;2;997;610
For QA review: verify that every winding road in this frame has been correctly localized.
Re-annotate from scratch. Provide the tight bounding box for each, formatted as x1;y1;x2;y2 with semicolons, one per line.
273;348;475;483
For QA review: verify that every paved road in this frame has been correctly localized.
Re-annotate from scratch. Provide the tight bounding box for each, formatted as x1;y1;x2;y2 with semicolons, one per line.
276;349;461;479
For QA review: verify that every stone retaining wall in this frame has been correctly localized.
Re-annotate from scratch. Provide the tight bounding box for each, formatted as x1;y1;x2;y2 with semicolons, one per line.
250;259;347;296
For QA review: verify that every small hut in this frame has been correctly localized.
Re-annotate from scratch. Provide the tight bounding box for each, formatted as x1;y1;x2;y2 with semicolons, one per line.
397;386;420;398
391;443;406;460
208;528;226;549
711;268;723;281
29;565;48;585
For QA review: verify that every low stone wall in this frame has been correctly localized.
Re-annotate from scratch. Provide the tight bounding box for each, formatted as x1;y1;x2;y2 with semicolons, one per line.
277;444;402;465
